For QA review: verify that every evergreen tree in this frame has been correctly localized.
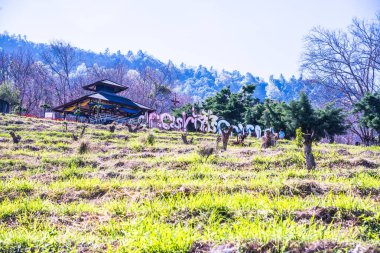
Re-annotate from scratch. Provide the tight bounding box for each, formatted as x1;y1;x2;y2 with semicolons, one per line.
202;84;257;124
172;103;202;118
258;99;288;133
354;92;380;143
316;103;347;143
284;92;317;136
244;103;265;126
284;92;347;141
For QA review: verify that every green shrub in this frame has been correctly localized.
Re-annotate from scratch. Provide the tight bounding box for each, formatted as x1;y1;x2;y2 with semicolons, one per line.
146;132;155;146
138;132;155;146
295;127;302;147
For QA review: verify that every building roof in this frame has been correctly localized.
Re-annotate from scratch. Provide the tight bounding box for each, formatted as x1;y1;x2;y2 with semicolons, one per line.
53;79;155;122
53;92;154;114
88;91;154;112
82;79;128;93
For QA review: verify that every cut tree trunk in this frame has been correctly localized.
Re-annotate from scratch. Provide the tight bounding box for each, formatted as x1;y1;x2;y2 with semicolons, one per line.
126;123;143;133
261;130;272;148
220;127;233;151
9;131;21;144
303;133;316;171
181;133;193;144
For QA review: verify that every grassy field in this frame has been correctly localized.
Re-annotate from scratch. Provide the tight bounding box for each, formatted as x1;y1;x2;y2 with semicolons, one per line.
0;114;379;252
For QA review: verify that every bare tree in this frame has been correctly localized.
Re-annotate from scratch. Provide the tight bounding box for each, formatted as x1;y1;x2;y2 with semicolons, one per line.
0;50;10;84
137;66;173;113
8;48;35;113
41;41;80;104
301;15;380;142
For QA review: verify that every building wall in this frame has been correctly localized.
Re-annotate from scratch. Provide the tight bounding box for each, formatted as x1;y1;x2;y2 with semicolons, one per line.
0;100;10;113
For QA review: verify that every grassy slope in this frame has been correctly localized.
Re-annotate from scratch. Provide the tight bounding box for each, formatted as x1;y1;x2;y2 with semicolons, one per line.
0;114;379;252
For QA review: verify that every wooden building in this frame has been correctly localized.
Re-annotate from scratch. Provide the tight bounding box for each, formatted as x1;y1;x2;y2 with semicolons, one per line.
0;99;10;114
53;79;154;124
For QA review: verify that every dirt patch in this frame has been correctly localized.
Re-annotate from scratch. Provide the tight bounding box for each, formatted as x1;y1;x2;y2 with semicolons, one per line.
156;186;200;199
114;161;125;167
336;149;351;156
356;186;380;197
177;148;194;154
294;206;374;227
190;242;213;253
294;207;338;223
166;161;192;170
190;241;379;253
350;158;378;168
49;187;109;203
359;150;376;157
282;181;326;197
167;206;234;225
23;144;40;151
29;173;56;184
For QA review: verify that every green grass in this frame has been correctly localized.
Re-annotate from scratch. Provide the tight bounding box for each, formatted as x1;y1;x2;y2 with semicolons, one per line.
0;114;379;252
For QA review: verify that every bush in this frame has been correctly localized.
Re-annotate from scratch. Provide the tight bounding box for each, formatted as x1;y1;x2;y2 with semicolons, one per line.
139;132;155;146
146;132;155;145
295;127;302;147
109;124;116;133
78;140;90;154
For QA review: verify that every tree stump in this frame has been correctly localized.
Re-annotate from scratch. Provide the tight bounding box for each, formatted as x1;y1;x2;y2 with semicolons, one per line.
218;127;233;151
9;131;21;144
125;123;143;133
233;133;249;146
181;133;193;144
261;130;272;148
109;124;116;133
303;132;316;171
71;125;87;141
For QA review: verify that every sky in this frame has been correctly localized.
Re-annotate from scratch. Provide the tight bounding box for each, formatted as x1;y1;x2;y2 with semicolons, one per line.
0;0;378;80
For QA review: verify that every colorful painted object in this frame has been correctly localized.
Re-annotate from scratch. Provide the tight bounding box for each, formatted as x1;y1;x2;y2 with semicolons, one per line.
145;107;262;138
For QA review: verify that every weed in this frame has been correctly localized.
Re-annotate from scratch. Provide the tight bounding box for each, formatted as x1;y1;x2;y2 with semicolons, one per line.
78;140;90;154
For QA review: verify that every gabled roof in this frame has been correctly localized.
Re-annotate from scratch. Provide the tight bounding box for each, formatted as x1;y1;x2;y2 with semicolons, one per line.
53;91;154;113
88;92;155;112
82;79;128;93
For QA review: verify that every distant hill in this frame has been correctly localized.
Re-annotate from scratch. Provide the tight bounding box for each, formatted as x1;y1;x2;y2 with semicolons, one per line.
0;32;319;102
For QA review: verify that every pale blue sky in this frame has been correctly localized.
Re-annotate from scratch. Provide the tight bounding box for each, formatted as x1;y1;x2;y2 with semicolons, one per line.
0;0;378;80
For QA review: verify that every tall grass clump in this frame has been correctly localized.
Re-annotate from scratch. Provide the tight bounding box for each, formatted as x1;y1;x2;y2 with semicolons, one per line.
78;139;90;154
138;132;156;146
197;144;215;162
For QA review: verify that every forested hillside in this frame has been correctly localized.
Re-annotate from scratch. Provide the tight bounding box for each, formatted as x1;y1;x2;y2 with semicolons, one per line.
0;33;318;114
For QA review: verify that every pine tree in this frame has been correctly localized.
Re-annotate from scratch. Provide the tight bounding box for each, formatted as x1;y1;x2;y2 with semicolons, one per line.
354;92;380;144
316;103;347;143
285;92;316;135
259;99;287;132
202;84;256;124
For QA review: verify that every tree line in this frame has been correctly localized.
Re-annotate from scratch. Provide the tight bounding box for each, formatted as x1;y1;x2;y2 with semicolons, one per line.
0;41;189;115
174;85;348;143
